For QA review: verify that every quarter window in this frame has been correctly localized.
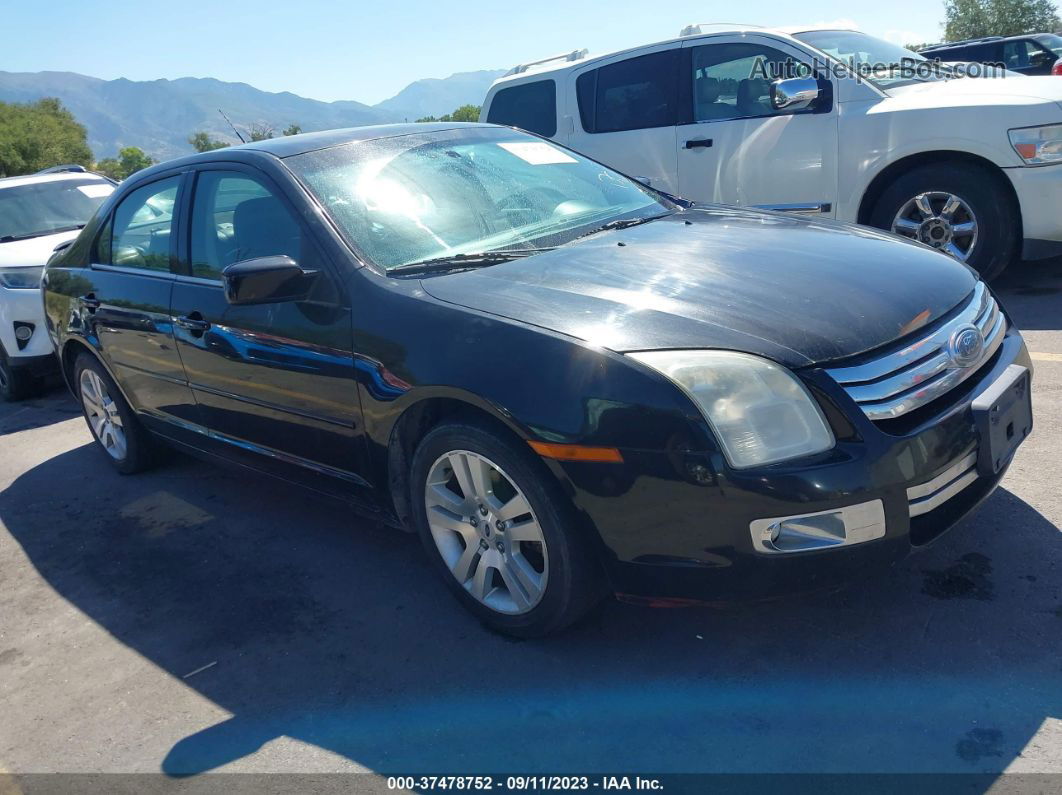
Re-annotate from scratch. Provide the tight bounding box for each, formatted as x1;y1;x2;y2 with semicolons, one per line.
100;176;180;272
576;50;680;133
689;43;815;123
486;80;557;137
189;172;302;281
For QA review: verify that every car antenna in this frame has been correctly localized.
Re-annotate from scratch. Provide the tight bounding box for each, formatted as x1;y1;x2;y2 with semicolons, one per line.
218;109;246;144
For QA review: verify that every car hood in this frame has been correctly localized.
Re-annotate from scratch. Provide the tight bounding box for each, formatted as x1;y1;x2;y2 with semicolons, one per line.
419;208;978;368
885;75;1062;108
0;229;80;268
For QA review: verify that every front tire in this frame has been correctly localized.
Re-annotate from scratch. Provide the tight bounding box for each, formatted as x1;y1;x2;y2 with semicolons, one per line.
411;421;607;637
74;353;161;474
870;163;1018;281
0;347;41;402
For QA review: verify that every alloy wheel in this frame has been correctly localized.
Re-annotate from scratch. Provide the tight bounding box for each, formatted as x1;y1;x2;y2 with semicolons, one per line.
80;369;127;460
424;450;548;614
891;191;978;261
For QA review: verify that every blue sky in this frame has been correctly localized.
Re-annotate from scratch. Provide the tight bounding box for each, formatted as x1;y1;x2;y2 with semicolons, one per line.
3;0;944;104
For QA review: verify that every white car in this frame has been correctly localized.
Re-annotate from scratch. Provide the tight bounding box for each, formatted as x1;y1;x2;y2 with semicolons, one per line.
481;26;1062;279
0;168;115;400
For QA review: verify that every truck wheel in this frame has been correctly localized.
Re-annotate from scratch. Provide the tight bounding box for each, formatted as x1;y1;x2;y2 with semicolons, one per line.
870;163;1018;281
411;420;607;637
0;347;41;402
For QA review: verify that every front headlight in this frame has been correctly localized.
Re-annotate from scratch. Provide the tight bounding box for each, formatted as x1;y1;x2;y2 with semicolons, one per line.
627;350;835;468
1009;124;1062;165
0;267;44;289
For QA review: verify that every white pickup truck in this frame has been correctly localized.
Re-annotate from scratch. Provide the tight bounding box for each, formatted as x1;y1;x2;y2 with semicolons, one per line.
481;26;1062;279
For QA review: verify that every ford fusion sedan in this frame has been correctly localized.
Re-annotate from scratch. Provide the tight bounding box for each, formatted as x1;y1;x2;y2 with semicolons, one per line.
0;168;114;400
43;124;1032;636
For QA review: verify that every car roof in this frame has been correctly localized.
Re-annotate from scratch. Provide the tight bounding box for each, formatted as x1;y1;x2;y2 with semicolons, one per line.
489;25;844;85
122;122;500;185
0;171;111;190
922;34;1047;51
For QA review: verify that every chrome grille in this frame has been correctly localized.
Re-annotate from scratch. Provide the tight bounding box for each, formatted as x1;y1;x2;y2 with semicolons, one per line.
826;283;1005;420
907;450;978;517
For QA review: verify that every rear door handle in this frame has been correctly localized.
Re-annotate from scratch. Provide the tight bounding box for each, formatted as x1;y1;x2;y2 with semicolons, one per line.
78;294;100;311
684;138;713;149
176;314;211;333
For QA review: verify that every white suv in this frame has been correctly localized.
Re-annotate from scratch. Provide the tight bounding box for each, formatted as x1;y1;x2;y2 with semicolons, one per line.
0;168;115;400
481;26;1062;279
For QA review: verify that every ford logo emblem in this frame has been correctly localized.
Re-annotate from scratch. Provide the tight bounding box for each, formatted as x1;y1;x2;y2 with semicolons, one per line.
947;324;985;368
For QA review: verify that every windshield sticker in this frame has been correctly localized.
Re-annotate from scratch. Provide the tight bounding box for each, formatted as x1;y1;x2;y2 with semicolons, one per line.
77;184;114;198
498;142;577;165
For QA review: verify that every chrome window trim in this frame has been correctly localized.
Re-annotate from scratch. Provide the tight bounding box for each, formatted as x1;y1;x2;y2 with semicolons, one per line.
826;283;1006;420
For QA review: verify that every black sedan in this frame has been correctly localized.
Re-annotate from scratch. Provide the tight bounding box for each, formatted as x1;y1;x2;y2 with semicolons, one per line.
43;124;1033;636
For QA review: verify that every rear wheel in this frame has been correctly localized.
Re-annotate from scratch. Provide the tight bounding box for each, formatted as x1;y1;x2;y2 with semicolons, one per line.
75;353;161;474
870;163;1018;281
0;347;41;402
411;421;607;637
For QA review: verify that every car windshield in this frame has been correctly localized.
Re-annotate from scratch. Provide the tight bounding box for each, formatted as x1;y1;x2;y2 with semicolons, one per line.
285;128;671;271
794;30;946;88
0;178;114;241
1037;34;1062;57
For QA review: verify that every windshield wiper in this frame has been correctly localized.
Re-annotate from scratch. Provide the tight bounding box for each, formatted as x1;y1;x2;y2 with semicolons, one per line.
390;247;555;275
573;213;671;242
0;224;84;244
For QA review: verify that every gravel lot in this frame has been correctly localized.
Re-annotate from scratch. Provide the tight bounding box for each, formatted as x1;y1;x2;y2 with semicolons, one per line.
1;260;1060;784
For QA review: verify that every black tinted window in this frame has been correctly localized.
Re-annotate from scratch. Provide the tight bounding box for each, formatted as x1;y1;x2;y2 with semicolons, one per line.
190;171;302;281
577;50;679;134
486;80;557;137
102;177;179;272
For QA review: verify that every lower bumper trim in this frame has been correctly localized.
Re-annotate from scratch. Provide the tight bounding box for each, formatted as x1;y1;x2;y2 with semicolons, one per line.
907;450;978;518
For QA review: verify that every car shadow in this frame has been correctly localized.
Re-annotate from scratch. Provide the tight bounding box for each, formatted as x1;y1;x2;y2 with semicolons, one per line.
0;387;81;436
996;257;1062;331
0;443;1059;779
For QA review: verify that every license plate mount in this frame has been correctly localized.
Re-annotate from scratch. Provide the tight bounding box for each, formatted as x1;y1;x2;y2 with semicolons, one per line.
972;364;1033;476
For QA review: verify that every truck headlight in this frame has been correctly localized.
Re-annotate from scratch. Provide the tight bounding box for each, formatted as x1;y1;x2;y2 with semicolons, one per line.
628;350;835;468
0;267;44;289
1009;124;1062;165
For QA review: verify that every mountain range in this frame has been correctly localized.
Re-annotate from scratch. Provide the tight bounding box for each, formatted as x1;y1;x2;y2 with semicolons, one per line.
0;69;506;161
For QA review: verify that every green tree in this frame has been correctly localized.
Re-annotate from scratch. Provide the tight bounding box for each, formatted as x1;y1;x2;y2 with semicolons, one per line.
945;0;1060;40
188;131;228;152
248;123;275;142
95;147;155;181
0;97;93;177
282;123;303;136
416;104;482;124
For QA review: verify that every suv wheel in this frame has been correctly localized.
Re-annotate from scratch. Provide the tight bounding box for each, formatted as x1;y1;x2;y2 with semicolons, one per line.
75;353;161;474
870;163;1018;281
410;421;607;637
0;347;41;402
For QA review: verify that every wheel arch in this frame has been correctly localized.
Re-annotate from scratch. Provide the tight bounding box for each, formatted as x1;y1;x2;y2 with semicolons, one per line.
383;390;550;531
857;151;1021;233
59;336;129;404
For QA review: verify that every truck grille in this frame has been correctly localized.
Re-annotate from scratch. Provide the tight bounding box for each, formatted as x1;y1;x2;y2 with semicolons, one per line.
825;283;1005;421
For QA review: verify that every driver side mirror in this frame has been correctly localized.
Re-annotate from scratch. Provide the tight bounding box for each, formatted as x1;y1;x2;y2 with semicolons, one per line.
770;77;821;112
222;255;318;306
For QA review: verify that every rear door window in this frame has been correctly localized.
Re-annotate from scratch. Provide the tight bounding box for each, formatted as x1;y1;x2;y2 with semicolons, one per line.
486;80;557;137
576;50;680;133
99;176;179;272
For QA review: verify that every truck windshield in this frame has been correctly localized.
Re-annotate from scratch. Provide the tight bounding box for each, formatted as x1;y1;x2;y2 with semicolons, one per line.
0;178;113;242
795;30;948;89
285;128;671;271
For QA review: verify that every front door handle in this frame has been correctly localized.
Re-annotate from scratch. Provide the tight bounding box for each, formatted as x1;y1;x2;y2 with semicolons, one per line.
176;314;211;334
78;294;100;312
684;138;713;149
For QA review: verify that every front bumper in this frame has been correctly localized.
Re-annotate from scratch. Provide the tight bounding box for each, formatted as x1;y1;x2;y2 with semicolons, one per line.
0;284;52;360
1004;163;1062;260
554;327;1031;602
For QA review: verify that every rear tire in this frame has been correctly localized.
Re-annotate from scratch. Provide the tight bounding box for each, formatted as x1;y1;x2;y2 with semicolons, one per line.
74;352;161;474
410;420;607;637
0;347;41;402
870;163;1018;281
